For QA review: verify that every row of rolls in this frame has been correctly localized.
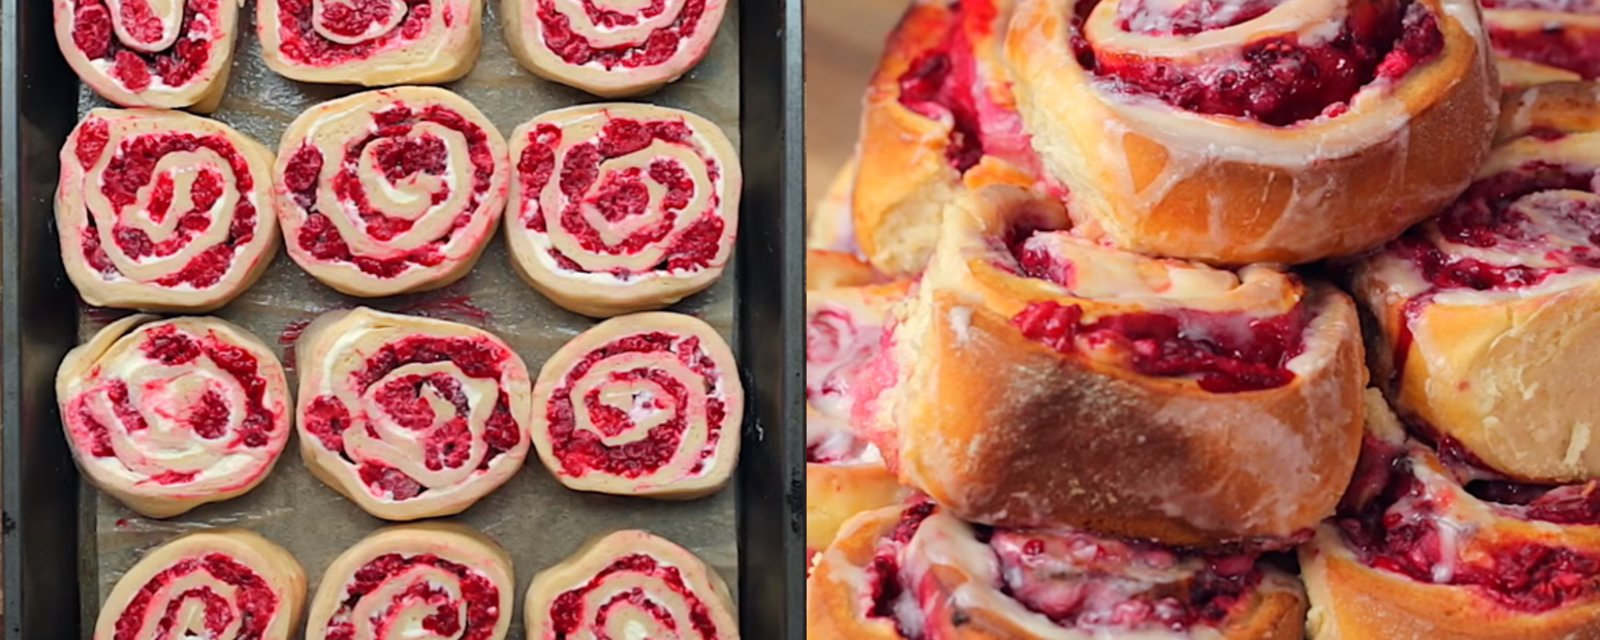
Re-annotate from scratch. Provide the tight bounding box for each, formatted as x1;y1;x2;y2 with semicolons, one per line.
96;524;736;639
805;0;1600;636
53;0;727;110
58;87;740;318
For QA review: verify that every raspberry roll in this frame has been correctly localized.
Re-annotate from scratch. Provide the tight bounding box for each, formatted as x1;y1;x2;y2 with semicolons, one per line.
275;87;510;298
93;530;307;640
808;157;860;254
530;312;742;498
56;315;292;518
306;523;515;640
500;0;729;97
258;0;485;85
1300;392;1600;640
1005;0;1500;264
505;103;741;317
53;0;240;112
295;307;533;520
524;530;737;639
806;251;911;565
1484;0;1600;87
854;0;1048;276
852;186;1366;545
1353;82;1600;483
58;109;279;313
808;502;1308;639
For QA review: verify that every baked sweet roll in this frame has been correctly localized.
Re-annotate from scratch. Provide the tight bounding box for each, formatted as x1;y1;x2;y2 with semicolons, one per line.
53;0;239;112
808;502;1308;639
306;523;515;640
530;312;741;498
854;0;1047;276
524;530;738;639
1005;0;1500;264
808;156;860;254
1352;81;1600;483
58;109;278;313
1483;0;1600;87
56;315;292;518
258;0;484;85
500;0;728;97
806;251;912;566
94;529;306;640
1300;391;1600;639
275;87;510;298
852;186;1366;545
505;103;741;317
295;307;533;520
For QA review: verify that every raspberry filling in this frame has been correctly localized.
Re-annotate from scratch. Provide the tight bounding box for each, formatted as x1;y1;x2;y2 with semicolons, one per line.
1337;437;1600;612
69;0;219;91
71;324;276;467
536;0;704;69
301;335;521;500
113;553;277;640
325;553;500;640
863;502;936;636
548;553;722;638
518;118;724;277
286;103;496;278
77;126;259;288
1076;0;1445;125
271;0;435;66
544;332;726;478
1485;0;1600;79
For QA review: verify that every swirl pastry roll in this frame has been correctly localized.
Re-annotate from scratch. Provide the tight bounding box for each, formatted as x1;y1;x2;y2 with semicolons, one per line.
524;530;738;639
808;157;860;254
500;0;728;97
1353;81;1600;483
1005;0;1500;264
258;0;484;85
53;0;239;112
531;312;741;498
275;87;510;297
295;307;533;520
1484;0;1600;86
851;186;1366;545
57;315;292;518
806;251;911;564
505;103;741;317
808;503;1307;639
58;109;278;313
94;530;306;640
853;0;1046;276
1300;391;1600;640
306;523;515;640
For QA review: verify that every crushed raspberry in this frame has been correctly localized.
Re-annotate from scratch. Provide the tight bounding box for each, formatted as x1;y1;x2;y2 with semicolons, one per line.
545;332;724;478
896;24;984;172
141;324;203;365
863;502;935;635
325;553;500;640
536;0;704;69
113;554;276;640
303;394;352;453
359;461;425;500
1080;0;1444;125
1489;24;1600;80
274;0;432;66
583;0;667;28
72;0;218;89
75;118;111;168
549;553;722;638
1471;480;1600;525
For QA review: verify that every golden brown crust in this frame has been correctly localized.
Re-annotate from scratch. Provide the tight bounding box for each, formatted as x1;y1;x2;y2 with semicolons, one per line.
807;250;889;290
810;156;862;253
805;462;908;561
1005;0;1500;265
867;186;1367;544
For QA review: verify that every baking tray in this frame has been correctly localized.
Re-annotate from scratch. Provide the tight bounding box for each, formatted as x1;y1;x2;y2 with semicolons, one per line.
0;0;807;637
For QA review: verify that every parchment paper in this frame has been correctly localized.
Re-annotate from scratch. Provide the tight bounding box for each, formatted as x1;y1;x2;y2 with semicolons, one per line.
75;3;742;637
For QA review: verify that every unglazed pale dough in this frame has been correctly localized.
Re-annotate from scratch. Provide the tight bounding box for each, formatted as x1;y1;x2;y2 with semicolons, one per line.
257;0;484;85
295;307;533;520
305;523;515;640
274;86;509;297
52;0;239;112
530;312;742;498
504;103;742;317
58;109;280;313
93;529;307;640
57;315;293;518
500;0;727;97
524;530;738;639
